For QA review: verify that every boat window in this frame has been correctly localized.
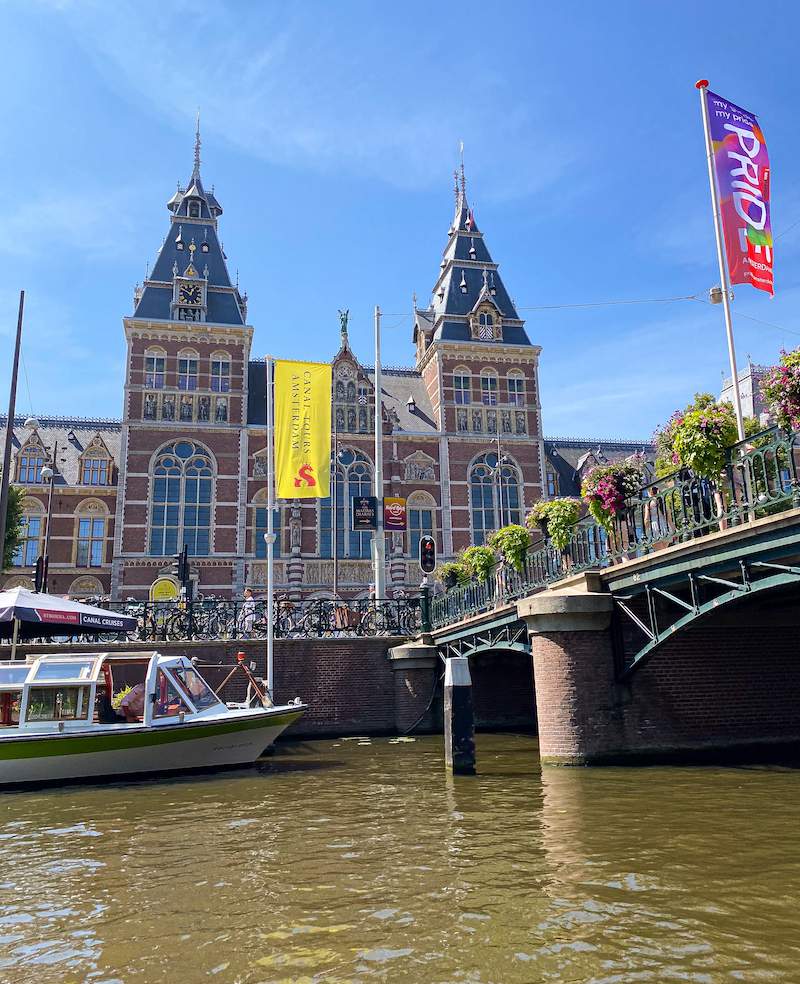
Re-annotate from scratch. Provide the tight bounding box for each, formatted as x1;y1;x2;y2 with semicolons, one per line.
0;665;31;687
153;670;190;718
26;687;91;722
0;692;22;727
171;666;221;711
33;660;96;683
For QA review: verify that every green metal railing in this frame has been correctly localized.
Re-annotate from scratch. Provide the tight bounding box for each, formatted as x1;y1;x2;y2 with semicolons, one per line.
432;427;800;630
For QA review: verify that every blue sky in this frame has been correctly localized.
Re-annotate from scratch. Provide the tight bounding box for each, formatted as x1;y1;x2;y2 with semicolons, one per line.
1;1;799;439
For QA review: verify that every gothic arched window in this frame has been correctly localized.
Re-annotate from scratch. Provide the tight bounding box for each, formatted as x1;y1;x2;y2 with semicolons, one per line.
319;449;373;559
469;452;522;545
149;441;214;556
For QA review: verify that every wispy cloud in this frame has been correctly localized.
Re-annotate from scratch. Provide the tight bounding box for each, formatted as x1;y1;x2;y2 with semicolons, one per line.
0;188;139;260
38;1;578;201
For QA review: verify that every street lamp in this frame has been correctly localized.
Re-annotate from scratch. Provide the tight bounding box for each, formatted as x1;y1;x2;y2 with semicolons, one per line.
491;434;509;530
38;441;58;594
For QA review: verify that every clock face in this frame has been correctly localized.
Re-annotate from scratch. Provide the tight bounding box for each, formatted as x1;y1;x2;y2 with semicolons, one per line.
179;283;202;305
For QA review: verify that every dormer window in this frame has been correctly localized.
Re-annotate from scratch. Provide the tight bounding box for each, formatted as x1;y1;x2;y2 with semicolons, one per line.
478;312;494;340
188;201;200;219
18;447;45;483
201;242;209;253
81;458;109;486
176;241;184;251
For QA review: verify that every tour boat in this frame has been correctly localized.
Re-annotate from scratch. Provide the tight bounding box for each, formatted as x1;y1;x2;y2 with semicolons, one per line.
0;651;305;787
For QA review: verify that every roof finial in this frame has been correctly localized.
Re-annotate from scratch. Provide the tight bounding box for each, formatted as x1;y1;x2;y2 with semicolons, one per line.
193;110;201;177
338;308;350;343
453;169;459;204
459;140;466;199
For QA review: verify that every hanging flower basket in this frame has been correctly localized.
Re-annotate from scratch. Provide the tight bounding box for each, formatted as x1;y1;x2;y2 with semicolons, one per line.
488;524;531;572
581;456;646;531
460;546;497;583
654;393;739;480
526;498;581;552
437;561;468;590
761;349;800;431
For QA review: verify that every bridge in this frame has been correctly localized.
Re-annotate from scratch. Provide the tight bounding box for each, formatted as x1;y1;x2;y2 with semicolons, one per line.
424;427;800;765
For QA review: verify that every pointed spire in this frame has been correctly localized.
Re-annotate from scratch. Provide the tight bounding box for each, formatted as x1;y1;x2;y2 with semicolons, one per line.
193;110;202;178
459;140;466;199
453;169;459;204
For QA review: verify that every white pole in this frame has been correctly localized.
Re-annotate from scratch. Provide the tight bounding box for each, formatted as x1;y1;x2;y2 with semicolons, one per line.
10;618;19;661
265;355;275;698
697;79;746;442
373;306;386;598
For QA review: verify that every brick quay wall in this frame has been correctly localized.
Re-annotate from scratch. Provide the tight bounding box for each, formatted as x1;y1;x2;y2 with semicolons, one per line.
2;637;536;740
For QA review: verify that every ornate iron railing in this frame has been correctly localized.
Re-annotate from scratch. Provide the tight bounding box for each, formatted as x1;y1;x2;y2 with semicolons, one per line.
3;598;422;646
432;426;800;629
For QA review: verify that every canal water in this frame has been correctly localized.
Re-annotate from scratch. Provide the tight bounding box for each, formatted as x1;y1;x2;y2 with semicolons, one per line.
1;734;798;983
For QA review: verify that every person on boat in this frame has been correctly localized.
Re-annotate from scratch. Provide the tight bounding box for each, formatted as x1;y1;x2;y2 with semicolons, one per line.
119;683;147;722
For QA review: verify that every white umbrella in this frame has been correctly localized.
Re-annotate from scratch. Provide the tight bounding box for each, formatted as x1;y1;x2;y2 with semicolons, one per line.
0;587;137;659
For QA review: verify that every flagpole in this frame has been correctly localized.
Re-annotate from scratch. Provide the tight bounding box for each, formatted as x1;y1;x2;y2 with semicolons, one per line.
696;79;746;441
0;290;24;573
373;305;386;598
265;354;275;698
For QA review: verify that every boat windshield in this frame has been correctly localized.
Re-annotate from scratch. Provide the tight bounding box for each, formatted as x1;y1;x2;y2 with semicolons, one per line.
171;666;221;711
0;665;31;688
33;659;97;683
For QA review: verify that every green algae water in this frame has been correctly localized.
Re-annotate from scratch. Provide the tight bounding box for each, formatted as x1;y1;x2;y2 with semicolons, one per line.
0;734;798;983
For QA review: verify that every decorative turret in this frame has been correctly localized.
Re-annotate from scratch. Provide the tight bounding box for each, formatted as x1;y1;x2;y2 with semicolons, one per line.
413;157;531;360
131;119;245;326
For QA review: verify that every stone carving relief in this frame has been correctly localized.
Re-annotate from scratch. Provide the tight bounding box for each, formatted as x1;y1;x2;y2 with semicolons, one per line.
403;451;436;482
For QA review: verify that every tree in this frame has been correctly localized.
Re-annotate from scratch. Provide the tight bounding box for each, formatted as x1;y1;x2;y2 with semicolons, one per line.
2;485;23;572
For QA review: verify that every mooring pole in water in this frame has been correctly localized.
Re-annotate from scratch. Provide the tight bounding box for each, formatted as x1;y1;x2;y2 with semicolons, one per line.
444;656;476;775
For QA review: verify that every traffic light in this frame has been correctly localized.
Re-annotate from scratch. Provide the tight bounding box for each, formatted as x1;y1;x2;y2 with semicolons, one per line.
419;535;436;574
170;545;188;585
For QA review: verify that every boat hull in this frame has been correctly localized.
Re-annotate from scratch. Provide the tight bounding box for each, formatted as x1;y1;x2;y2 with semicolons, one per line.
0;707;304;786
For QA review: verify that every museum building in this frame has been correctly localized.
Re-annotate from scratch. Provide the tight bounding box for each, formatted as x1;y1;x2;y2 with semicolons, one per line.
0;137;648;600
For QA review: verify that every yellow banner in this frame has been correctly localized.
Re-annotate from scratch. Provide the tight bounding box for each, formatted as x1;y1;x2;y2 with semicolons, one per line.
274;360;332;499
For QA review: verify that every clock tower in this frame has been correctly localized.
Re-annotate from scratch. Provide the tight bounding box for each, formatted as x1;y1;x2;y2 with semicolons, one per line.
112;119;254;599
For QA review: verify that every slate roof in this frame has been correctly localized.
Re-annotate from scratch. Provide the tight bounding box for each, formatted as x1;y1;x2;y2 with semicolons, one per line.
131;143;246;326
365;368;438;434
0;416;122;489
544;437;656;498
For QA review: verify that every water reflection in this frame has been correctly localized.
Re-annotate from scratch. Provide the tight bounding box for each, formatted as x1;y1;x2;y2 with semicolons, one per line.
0;736;798;983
